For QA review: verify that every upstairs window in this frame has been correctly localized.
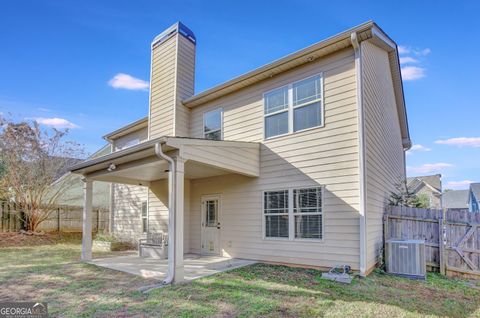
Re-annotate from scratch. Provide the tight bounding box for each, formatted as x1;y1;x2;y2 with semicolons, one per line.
203;108;222;140
293;76;322;132
264;74;323;139
264;87;289;138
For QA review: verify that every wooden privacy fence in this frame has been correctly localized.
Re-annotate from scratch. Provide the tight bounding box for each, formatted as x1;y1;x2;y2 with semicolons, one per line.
385;206;480;278
0;202;109;233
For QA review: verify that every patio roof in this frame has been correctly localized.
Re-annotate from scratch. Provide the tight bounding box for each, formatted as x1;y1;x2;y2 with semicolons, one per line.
69;136;260;186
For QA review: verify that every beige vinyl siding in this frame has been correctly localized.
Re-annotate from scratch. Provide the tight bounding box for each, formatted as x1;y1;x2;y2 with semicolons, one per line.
148;178;191;252
176;141;260;177
149;35;177;138
361;40;406;269
174;35;195;137
112;183;148;243
113;128;148;151
188;48;361;269
111;128;149;242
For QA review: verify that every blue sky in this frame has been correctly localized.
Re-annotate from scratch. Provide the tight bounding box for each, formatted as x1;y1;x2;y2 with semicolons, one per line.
1;1;479;190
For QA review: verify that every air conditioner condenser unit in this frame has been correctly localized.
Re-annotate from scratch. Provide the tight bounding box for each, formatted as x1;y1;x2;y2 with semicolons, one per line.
386;239;426;280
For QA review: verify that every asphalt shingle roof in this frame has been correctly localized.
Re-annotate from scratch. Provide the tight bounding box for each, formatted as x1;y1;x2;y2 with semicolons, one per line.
442;190;469;209
407;174;442;193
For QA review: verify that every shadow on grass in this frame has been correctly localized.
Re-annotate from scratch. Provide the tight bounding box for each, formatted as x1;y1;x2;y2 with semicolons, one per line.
148;264;480;318
2;240;479;318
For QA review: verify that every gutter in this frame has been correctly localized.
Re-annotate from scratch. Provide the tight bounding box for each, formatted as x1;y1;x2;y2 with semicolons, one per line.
154;142;176;285
351;32;367;276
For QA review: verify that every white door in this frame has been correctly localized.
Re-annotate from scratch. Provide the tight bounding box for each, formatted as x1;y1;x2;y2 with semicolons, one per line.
201;196;221;255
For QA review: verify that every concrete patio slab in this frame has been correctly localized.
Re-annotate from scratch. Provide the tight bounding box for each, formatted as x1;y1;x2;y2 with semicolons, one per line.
89;253;256;281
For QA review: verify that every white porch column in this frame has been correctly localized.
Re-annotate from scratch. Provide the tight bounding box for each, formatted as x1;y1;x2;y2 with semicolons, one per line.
81;178;93;261
172;157;185;283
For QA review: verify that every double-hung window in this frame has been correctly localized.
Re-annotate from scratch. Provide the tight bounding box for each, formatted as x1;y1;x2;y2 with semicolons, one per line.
264;190;289;238
264;87;289;138
141;201;148;234
263;187;323;240
203;108;222;140
293;188;323;239
264;74;323;139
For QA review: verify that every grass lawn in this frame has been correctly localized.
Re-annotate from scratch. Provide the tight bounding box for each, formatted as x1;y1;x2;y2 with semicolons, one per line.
0;233;479;317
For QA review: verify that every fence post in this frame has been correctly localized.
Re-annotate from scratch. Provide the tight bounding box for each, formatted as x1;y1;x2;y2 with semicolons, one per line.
0;201;3;233
438;213;446;275
383;213;389;266
96;209;100;232
57;207;61;232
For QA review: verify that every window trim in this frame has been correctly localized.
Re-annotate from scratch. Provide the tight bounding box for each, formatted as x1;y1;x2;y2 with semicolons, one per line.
141;200;148;234
293;187;324;241
262;186;325;242
263;73;324;140
263;189;290;240
203;107;223;140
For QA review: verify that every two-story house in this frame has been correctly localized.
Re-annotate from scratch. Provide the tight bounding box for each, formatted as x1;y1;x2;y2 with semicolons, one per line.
71;21;411;283
406;174;442;209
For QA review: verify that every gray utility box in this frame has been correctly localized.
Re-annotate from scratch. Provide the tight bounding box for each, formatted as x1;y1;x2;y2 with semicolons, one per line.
386;239;426;280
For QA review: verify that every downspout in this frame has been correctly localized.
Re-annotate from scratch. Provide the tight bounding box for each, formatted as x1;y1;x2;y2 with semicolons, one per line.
154;142;176;285
351;32;367;276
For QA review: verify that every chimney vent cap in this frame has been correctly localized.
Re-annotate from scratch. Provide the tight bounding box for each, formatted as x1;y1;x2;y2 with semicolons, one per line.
152;21;196;48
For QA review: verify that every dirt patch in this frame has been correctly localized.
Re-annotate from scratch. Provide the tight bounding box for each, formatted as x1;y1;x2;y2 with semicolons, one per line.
0;232;81;248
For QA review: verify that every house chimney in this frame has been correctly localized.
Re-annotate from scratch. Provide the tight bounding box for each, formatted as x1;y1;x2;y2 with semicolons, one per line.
148;22;196;138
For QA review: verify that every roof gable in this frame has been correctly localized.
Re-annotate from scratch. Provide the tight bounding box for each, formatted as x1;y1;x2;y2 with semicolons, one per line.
181;21;409;148
407;174;442;193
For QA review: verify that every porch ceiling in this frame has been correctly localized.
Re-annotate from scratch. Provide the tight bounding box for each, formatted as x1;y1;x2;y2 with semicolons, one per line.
69;137;260;186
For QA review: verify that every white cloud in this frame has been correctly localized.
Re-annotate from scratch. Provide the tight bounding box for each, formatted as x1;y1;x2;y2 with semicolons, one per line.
407;163;453;175
398;46;431;57
435;137;480;148
108;73;149;91
398;45;410;54
32;117;80;129
398;45;430;81
401;66;426;81
445;180;476;190
399;56;419;65
38;107;51;112
406;144;431;155
419;48;431;56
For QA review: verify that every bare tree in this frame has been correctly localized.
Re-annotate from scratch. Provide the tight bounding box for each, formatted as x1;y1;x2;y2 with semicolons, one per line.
0;116;84;232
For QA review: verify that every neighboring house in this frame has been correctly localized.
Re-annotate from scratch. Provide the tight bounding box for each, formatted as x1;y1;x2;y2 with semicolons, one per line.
442;190;469;211
406;174;442;209
442;183;480;213
468;183;480;213
70;21;411;282
55;145;112;209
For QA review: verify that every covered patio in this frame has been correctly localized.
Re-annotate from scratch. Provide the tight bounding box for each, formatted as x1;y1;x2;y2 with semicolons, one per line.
70;136;260;284
90;253;256;281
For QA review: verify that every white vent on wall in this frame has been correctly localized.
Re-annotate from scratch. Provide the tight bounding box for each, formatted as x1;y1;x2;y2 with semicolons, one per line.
386;239;426;279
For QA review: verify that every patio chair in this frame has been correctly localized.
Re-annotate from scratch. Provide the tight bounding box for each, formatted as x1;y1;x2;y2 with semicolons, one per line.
138;232;168;259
